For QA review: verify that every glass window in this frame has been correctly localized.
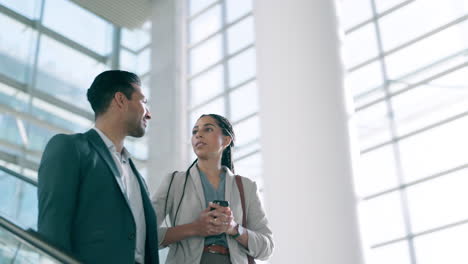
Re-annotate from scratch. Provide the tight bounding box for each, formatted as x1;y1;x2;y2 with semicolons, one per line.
379;0;468;52
354;145;398;197
43;0;113;55
137;48;151;75
414;223;468;264
189;0;218;16
228;48;256;87
190;4;221;44
385;20;468;81
344;23;378;69
31;98;92;132
26;122;55;152
190;97;225;129
120;48;138;73
355;102;392;150
391;66;468;136
0;14;36;83
190;65;224;107
233;115;260;149
235;153;263;186
227;16;254;55
399;115;468;183
36;36;106;112
358;191;406;245
126;139;148;161
122;22;151;51
0;83;30;113
0;113;22;146
189;34;222;75
375;0;408;14
229;81;258;122
0;0;41;19
407;168;468;233
364;241;411;264
346;61;385;107
226;0;252;23
340;0;373;30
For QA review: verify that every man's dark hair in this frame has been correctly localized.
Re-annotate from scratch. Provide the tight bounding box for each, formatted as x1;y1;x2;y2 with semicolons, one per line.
86;70;141;117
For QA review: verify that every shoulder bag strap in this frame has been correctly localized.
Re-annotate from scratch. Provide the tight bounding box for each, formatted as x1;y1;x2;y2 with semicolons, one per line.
235;175;256;264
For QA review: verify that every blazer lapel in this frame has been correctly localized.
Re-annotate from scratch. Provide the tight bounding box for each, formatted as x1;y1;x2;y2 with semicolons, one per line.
189;164;207;210
85;130;128;203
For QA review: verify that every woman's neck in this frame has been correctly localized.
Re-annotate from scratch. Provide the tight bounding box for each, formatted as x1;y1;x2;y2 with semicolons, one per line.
197;158;222;179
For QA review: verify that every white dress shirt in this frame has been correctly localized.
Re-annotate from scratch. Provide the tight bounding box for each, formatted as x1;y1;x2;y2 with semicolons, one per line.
93;128;146;263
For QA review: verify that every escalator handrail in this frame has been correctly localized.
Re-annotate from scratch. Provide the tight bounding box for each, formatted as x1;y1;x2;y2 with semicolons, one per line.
0;215;81;264
0;164;37;186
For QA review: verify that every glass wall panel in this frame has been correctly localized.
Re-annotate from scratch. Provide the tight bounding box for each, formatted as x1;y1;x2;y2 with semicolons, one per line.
189;0;218;16
398;115;468;182
43;0;112;55
414;223;468;264
229;81;258;122
341;0;373;30
355;145;398;197
0;0;41;19
189;34;222;75
0;13;36;83
407;168;468;233
344;23;378;68
227;16;254;55
225;0;252;23
190;65;224;107
190;4;221;44
379;0;468;52
358;191;406;245
36;36;106;112
227;48;256;87
356;102;391;150
391;66;468;136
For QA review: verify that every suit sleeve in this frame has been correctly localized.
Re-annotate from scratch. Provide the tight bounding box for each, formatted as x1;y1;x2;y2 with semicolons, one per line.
37;134;81;253
240;179;275;260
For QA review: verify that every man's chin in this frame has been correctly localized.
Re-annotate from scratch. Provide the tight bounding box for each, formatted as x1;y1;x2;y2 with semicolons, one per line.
129;128;146;138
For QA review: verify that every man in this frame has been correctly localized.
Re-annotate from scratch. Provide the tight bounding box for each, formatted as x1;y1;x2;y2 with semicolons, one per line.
37;70;159;264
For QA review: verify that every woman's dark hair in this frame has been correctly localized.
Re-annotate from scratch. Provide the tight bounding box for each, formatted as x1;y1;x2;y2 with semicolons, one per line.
200;113;236;173
86;70;141;118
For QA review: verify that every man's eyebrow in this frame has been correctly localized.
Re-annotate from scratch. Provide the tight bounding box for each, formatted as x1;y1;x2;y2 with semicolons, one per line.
203;123;216;127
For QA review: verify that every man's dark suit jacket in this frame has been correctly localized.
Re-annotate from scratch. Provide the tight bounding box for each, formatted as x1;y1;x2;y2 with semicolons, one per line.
37;129;159;264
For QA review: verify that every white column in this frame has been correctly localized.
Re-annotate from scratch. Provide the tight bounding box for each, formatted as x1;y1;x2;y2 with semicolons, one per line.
254;0;363;263
147;0;187;193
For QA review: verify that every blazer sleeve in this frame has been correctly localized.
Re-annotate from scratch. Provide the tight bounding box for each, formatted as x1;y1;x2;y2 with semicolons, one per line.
37;134;81;253
240;179;275;260
151;172;176;248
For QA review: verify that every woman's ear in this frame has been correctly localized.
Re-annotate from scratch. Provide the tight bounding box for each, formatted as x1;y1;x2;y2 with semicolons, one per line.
223;136;232;149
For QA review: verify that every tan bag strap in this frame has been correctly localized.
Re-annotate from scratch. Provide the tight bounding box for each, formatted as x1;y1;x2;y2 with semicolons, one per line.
235;175;256;264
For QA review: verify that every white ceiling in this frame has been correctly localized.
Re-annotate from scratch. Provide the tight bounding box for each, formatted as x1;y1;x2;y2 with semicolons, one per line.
70;0;153;29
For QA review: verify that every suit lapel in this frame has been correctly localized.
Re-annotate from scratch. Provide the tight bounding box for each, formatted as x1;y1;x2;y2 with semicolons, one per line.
85;129;128;204
189;164;207;210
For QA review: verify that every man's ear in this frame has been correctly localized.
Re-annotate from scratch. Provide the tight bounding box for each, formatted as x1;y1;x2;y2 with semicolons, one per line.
114;92;127;109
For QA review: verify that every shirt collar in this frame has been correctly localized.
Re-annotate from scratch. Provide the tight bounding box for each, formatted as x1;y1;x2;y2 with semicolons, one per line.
92;127;131;159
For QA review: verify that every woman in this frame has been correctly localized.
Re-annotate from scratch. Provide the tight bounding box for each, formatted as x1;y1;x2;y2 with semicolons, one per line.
152;114;274;264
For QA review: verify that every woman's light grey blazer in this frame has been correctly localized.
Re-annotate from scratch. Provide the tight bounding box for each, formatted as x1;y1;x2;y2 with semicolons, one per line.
151;165;274;264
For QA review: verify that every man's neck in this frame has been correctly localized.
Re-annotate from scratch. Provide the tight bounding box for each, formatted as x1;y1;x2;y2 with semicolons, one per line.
95;121;126;153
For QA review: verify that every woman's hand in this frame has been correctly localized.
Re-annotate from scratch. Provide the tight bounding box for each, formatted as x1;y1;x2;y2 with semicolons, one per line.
209;202;237;235
192;205;229;237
